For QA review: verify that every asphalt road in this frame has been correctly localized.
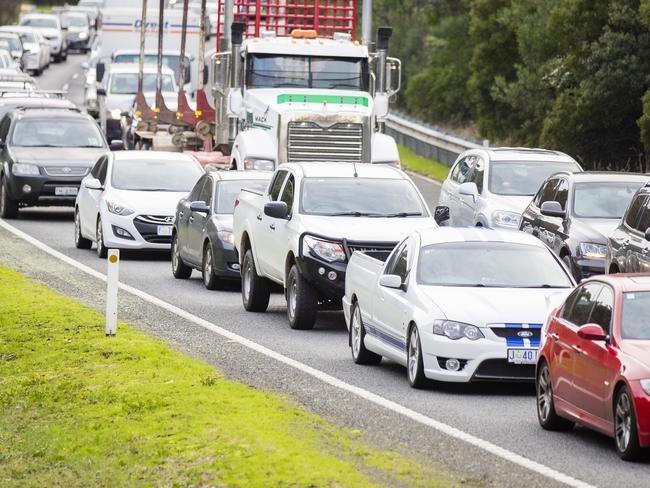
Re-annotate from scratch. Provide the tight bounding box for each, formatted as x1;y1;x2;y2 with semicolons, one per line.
8;54;650;487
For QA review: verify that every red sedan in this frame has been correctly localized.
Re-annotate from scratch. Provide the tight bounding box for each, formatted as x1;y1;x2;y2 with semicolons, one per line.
536;274;650;460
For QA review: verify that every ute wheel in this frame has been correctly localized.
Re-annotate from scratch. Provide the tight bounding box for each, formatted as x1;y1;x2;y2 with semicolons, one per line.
286;265;318;330
615;386;644;461
349;301;382;365
407;325;427;388
96;217;108;258
0;175;19;219
74;208;92;249
171;233;192;279
536;361;574;431
241;249;270;312
202;242;221;290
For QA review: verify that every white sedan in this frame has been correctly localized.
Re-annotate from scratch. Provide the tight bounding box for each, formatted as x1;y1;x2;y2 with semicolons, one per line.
74;151;204;258
343;227;576;387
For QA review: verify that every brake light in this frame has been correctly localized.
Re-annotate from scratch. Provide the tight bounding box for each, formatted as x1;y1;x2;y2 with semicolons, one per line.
291;29;318;39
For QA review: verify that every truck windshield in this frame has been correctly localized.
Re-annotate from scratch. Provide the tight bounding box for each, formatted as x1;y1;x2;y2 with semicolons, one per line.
247;54;368;90
113;54;191;85
301;178;426;217
109;73;175;94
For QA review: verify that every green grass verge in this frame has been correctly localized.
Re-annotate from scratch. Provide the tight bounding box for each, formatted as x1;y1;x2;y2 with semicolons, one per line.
0;266;454;487
398;144;450;182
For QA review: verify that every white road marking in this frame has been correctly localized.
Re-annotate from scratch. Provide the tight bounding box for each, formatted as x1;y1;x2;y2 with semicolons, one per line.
0;218;595;488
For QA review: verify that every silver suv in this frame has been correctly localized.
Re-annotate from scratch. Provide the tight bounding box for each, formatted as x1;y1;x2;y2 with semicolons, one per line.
436;148;582;229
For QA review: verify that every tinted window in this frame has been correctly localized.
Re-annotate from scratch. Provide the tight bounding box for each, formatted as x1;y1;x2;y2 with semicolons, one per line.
97;158;108;185
573;181;645;219
11;118;104;148
469;158;485;193
621;291;650;340
555;179;569;210
565;283;601;327
280;174;295;214
215;179;269;214
489;161;580;196
189;177;206;201
625;194;647;229
111;158;203;192
269;170;287;200
198;179;213;206
538;178;559;205
590;286;614;335
109;73;174;94
0;115;10;141
636;200;650;233
561;287;582;320
452;158;472;184
113;54;191;85
417;242;573;288
390;245;409;282
90;156;105;178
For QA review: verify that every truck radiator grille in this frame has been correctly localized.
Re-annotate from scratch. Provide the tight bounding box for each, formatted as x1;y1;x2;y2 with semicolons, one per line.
287;121;363;163
346;242;398;262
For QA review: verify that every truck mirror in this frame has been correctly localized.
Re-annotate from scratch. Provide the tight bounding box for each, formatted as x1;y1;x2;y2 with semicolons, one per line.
96;61;105;82
264;201;288;219
211;52;230;95
373;93;389;120
385;57;401;97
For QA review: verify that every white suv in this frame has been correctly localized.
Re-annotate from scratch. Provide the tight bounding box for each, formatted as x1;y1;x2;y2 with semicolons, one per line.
436;148;582;229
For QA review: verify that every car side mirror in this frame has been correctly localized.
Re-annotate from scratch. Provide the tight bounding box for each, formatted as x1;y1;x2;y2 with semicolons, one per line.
577;323;607;341
190;201;210;214
645;227;650;242
264;201;288;219
379;274;403;289
458;182;479;202
434;205;450;226
96;61;105;82
84;177;103;190
109;140;124;151
540;201;566;218
96;87;106;97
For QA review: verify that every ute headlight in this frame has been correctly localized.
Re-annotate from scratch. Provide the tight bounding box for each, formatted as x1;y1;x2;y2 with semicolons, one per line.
12;163;40;176
433;319;484;341
492;210;521;228
641;379;650;396
243;158;274;171
110;109;122;120
106;200;134;216
217;230;234;245
303;235;346;263
578;242;607;260
78;31;88;40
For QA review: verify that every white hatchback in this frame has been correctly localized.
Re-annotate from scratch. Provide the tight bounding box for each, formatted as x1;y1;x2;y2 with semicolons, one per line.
437;148;581;229
74;151;204;258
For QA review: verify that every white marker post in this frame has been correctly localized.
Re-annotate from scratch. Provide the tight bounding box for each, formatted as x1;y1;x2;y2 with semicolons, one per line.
106;249;119;336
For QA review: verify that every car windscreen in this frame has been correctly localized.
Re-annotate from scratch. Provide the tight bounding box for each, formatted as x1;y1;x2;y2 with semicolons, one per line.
301;178;427;217
11;118;105;148
113;54;190;85
20;18;58;29
111;159;203;192
247;54;369;91
622;292;650;340
215;179;269;214
109;73;174;94
572;181;646;219
488;161;581;196
14;32;35;43
417;241;573;288
0;35;20;51
63;15;88;27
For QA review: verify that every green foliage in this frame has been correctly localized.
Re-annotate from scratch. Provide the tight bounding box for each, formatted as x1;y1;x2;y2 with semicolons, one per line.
0;266;453;487
398;144;450;181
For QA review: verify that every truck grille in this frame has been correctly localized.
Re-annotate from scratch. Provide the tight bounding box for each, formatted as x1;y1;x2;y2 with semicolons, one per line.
345;242;398;262
287;121;363;163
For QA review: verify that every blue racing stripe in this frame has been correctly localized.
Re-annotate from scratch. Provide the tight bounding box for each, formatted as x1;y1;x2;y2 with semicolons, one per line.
364;320;406;351
504;323;544;329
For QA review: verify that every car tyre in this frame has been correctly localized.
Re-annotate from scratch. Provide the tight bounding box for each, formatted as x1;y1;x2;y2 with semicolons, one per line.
349;301;382;365
536;361;574;431
0;175;19;219
96;217;108;258
241;249;270;312
562;255;580;281
74;208;92;249
286;265;318;330
615;386;644;461
202;242;221;290
407;325;427;388
171;233;192;279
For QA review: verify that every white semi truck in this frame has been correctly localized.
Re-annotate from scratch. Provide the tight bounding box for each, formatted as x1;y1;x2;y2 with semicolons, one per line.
210;0;402;170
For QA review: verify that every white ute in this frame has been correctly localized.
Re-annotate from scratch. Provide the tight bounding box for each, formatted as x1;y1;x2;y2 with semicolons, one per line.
233;162;435;330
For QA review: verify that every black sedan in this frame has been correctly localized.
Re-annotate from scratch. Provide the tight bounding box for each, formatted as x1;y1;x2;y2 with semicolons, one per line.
519;171;649;280
607;183;650;273
171;170;270;289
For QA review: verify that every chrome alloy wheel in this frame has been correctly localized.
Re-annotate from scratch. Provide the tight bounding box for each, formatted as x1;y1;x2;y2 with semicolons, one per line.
75;211;82;242
351;305;362;358
243;258;252;304
537;365;552;423
172;237;180;271
408;327;420;383
287;278;297;322
615;390;633;453
203;247;213;286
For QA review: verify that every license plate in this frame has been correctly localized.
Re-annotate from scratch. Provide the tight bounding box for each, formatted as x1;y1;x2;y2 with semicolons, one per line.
157;225;172;236
507;348;537;365
55;187;78;196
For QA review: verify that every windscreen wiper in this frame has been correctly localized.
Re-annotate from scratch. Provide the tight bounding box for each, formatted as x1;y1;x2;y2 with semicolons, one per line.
325;211;382;217
378;212;423;218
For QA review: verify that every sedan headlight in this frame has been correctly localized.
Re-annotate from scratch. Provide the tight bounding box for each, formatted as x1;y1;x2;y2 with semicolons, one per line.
492;210;521;228
243;158;275;171
578;242;607;260
217;230;234;245
106;200;134;216
12;163;40;176
110;109;122;120
433;319;484;340
640;379;650;396
303;235;346;263
79;31;88;40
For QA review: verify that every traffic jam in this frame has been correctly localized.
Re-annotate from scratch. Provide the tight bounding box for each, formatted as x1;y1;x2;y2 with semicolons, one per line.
1;0;649;475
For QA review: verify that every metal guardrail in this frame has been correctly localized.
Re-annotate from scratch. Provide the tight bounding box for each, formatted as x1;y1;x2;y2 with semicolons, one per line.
385;111;489;166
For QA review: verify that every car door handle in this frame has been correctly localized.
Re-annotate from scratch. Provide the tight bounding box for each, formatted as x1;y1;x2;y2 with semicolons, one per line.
256;214;262;221
270;224;275;231
571;344;582;352
550;332;559;341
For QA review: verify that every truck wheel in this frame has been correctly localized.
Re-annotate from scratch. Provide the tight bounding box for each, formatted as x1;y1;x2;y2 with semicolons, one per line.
241;249;270;312
171;233;192;279
350;301;382;365
0;176;19;219
74;208;92;249
202;242;221;290
286;265;318;330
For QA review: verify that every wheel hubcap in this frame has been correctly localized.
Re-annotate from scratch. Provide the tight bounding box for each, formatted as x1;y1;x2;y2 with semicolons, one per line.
351;306;361;357
204;248;212;284
537;366;552;422
615;391;632;452
408;328;419;381
243;260;252;302
172;238;179;270
97;222;103;249
288;278;297;320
